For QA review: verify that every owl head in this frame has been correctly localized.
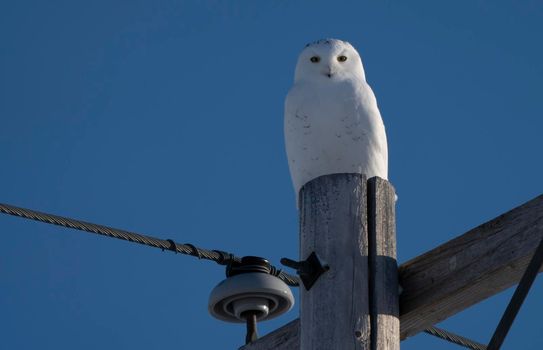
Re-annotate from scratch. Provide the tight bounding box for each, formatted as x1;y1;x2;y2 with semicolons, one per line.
294;39;366;83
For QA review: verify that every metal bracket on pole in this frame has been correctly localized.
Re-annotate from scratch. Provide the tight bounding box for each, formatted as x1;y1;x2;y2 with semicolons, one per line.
280;252;329;291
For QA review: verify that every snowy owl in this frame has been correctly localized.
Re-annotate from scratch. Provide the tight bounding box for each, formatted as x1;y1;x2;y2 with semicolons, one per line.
284;39;388;199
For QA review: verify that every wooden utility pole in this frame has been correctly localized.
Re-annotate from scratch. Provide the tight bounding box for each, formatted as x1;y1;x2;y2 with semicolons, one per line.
296;174;398;349
241;189;543;350
368;177;399;350
298;174;370;349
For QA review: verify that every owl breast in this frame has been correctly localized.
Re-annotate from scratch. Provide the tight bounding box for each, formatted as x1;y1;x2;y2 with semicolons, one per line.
284;79;388;197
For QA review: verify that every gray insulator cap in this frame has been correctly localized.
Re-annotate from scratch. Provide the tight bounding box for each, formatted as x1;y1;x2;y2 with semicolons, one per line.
208;272;295;323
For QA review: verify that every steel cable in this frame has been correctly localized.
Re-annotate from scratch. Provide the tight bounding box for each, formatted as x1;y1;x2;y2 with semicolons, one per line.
0;202;300;286
424;326;487;350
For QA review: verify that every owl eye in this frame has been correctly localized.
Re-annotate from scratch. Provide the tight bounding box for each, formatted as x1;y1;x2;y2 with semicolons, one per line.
337;55;348;62
310;56;320;63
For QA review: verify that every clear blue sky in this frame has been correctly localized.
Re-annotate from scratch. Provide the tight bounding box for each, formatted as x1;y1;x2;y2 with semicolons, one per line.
1;1;542;349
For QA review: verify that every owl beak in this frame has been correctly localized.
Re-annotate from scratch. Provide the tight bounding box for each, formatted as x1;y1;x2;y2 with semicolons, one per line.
324;66;334;78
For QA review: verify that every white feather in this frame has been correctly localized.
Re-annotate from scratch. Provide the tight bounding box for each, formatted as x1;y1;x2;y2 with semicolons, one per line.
284;39;388;200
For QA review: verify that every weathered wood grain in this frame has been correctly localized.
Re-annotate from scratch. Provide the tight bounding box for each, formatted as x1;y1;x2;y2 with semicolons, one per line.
239;320;299;350
240;193;543;350
399;193;543;339
368;177;399;350
299;174;370;350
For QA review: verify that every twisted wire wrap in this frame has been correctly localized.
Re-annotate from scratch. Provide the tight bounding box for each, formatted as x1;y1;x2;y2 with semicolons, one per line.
0;202;299;286
424;326;487;350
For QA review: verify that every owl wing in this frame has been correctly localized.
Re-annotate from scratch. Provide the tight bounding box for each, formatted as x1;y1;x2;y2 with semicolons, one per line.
352;82;388;178
284;84;310;197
